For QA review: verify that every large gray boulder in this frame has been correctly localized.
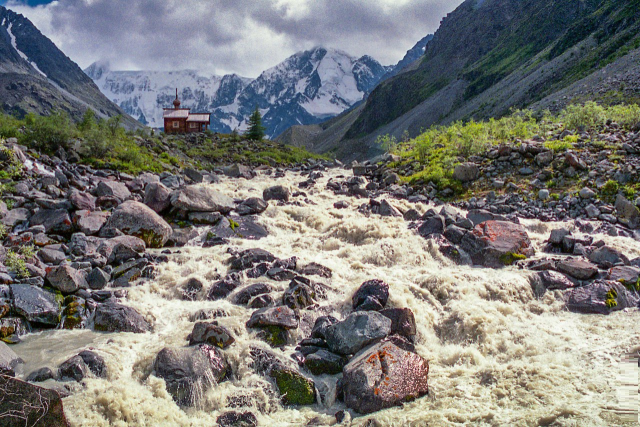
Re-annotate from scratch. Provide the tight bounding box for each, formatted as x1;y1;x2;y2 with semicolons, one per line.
325;311;391;355
96;180;131;201
453;162;480;182
29;209;72;234
1;208;30;228
615;194;640;228
460;220;534;268
46;265;88;294
341;342;429;414
0;375;69;426
144;182;172;213
153;344;229;406
565;281;639;314
0;341;23;376
10;284;62;326
93;302;151;333
170;185;235;213
246;306;298;330
263;185;290;202
105;201;172;248
556;258;598;280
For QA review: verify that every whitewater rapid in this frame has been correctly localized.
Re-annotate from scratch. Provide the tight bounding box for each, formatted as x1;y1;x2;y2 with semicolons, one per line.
12;169;640;426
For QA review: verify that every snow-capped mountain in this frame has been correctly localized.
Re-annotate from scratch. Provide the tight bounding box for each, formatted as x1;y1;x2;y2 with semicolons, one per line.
86;47;390;138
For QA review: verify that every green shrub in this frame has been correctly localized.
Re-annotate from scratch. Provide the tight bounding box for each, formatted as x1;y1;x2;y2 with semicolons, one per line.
5;250;28;278
544;140;573;152
20;111;77;153
602;180;619;195
561;101;607;131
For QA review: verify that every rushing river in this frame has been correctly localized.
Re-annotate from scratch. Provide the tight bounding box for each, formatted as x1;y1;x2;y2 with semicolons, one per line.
11;168;640;427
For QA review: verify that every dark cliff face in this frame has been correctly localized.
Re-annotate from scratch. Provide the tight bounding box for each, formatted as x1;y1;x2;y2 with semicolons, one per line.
291;0;640;161
0;6;139;127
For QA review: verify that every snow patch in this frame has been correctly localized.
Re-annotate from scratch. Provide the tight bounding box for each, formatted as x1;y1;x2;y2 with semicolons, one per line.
6;21;47;78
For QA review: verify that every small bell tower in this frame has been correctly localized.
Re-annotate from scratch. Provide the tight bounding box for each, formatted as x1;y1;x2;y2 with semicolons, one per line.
173;88;181;109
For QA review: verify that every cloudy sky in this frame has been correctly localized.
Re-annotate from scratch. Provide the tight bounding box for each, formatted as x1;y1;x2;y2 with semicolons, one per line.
2;0;463;77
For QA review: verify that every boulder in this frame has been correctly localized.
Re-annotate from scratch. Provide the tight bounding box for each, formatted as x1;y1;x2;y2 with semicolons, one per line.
46;265;88;294
325;311;392;355
10;284;62;326
223;164;255;180
341;342;429;414
352;279;389;311
170;186;235;213
588;246;629;268
143;182;172;213
379;308;417;340
246;306;298;330
154;344;229;406
378;200;401;217
607;266;640;285
187;322;235;349
466;209;507;226
69;190;96;211
216;411;258;427
86;267;110;290
418;216;445;237
304;349;347;375
96;181;131;201
579;187;596;199
556;258;598;280
615;194;640;228
2;208;30;228
105;201;172;248
269;367;315;406
77;350;107;378
29;209;72;234
235;198;268;216
263;185;290;202
231;249;277;270
453;163;480;182
38;247;66;265
298;263;332;279
535;270;576;292
184;168;204;183
0;375;69;426
93;302;151;333
460;220;534;268
26;367;55;382
58;355;90;382
233;283;273;305
565;281;639;314
76;210;109;235
310;316;339;340
0;341;22;376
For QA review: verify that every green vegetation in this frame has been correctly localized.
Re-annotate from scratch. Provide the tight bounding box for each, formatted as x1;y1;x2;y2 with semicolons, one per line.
544;140;573;153
385;103;640;192
0;109;324;174
499;252;528;266
601;180;620;196
245;106;266;141
605;288;618;309
269;367;316;406
5;249;29;278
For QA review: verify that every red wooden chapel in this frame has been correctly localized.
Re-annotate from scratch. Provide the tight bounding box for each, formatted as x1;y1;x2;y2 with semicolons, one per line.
163;89;211;134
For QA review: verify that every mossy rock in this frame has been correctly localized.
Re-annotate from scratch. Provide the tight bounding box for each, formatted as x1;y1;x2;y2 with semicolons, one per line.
256;325;288;348
269;367;315;406
499;252;527;266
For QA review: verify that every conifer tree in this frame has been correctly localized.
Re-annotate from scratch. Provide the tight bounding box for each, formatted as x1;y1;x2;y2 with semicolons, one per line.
245;106;266;141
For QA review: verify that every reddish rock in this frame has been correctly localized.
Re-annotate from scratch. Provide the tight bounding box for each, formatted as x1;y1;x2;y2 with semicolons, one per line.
460;220;534;268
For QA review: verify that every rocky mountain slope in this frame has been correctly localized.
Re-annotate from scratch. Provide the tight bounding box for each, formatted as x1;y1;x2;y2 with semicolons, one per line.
87;47;390;138
0;6;138;127
285;0;640;161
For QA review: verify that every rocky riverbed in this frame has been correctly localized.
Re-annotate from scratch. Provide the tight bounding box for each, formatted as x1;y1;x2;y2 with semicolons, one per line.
0;142;638;426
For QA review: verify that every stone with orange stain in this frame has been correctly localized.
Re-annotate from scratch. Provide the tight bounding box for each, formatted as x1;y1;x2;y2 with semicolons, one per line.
342;342;429;414
460;220;534;268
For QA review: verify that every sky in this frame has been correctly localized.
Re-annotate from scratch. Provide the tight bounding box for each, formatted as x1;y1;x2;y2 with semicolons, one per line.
2;0;464;78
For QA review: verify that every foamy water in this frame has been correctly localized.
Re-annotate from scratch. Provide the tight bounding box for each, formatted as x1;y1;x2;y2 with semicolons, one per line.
12;169;640;427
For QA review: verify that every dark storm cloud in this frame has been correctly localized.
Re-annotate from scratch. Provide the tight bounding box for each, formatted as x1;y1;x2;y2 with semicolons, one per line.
6;0;463;76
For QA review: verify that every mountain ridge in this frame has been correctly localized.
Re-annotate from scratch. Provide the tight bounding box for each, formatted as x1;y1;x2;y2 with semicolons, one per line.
283;0;640;162
86;47;392;138
0;6;139;127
